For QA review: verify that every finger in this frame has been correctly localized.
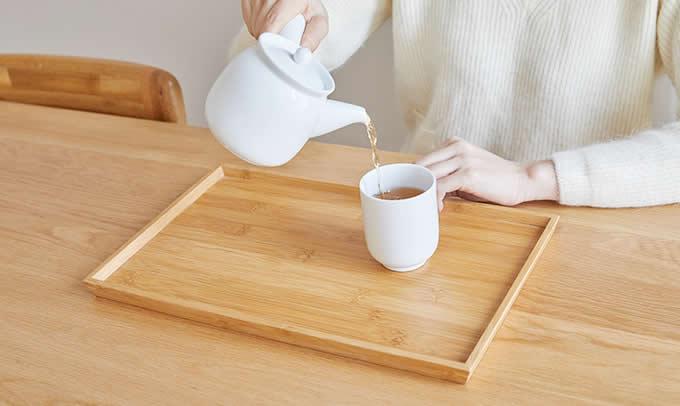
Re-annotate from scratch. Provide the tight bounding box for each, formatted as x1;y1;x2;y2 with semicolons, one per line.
242;0;255;36
426;156;463;178
248;0;275;37
457;191;488;203
261;0;308;36
242;0;252;21
300;15;328;50
440;191;459;211
253;0;277;37
415;138;463;167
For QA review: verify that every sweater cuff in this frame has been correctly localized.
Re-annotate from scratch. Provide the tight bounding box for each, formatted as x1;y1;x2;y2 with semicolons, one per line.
551;149;593;206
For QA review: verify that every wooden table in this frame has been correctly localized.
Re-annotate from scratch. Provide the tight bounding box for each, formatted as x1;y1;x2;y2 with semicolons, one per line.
2;101;679;405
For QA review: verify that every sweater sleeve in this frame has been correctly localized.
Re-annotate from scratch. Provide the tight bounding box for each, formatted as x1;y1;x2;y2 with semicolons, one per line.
228;0;392;71
550;1;680;208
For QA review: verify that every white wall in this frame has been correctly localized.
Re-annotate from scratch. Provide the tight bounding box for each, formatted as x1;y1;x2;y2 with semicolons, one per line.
1;0;676;152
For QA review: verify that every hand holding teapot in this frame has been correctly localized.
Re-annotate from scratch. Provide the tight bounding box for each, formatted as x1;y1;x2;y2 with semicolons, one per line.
205;13;367;167
241;0;329;51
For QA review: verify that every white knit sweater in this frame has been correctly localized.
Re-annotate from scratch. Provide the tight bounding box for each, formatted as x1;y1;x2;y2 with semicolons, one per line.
231;1;680;207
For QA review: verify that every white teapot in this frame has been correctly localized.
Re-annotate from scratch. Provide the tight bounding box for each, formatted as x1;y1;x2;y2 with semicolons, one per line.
205;15;369;167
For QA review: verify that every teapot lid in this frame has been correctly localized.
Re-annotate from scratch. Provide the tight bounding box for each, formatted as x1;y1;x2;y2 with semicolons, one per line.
258;33;335;96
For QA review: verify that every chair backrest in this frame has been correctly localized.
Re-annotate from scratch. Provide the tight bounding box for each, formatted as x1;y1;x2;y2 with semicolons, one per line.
0;54;186;124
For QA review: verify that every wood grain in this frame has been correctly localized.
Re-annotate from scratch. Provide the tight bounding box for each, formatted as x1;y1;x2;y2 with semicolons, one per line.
84;165;557;383
1;101;680;404
88;166;225;282
466;215;559;375
0;54;186;123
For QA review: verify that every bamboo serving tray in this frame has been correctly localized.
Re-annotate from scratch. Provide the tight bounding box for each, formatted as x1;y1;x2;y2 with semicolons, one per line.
84;165;558;384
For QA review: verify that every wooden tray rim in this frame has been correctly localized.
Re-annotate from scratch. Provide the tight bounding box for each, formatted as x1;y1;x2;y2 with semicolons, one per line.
84;164;559;383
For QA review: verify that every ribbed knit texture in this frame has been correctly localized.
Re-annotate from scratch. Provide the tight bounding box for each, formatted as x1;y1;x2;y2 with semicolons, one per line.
230;0;680;207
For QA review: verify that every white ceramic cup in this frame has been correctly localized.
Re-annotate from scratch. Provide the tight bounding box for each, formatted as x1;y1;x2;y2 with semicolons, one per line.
359;163;439;272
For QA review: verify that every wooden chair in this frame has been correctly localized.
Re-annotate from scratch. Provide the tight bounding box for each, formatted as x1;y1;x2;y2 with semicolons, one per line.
0;54;186;124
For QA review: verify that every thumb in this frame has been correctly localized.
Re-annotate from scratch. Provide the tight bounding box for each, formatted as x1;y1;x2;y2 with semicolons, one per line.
437;172;464;210
300;15;329;51
261;0;307;36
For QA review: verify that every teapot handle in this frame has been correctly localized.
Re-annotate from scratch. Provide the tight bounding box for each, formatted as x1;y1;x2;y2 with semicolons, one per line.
279;14;306;46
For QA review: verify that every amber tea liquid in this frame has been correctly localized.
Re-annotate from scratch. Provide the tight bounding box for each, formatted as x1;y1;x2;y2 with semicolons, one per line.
373;187;425;200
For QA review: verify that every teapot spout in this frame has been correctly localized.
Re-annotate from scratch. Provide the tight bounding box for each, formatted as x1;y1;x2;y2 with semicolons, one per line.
312;100;369;137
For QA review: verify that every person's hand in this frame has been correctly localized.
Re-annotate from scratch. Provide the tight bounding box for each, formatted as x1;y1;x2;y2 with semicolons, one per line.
241;0;329;51
415;137;559;210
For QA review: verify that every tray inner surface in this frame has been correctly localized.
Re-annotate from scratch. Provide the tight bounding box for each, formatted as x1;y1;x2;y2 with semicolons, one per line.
103;170;545;363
